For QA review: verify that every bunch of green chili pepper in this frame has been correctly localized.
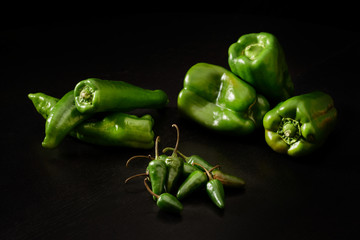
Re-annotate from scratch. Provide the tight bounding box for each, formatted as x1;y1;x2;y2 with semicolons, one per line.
125;124;245;214
29;78;169;149
177;32;338;157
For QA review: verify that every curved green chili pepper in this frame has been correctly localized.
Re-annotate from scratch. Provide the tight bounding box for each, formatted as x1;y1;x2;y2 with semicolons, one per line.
28;92;155;149
164;124;184;193
74;78;169;114
144;178;183;214
162;147;245;188
28;93;58;119
42;90;92;149
126;136;167;200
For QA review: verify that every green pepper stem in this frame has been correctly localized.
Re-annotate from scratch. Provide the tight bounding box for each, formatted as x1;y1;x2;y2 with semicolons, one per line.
144;177;160;199
208;165;221;173
126;155;152;167
194;163;213;180
171;124;180;156
155;136;160;159
277;118;301;145
162;147;188;160
124;173;148;183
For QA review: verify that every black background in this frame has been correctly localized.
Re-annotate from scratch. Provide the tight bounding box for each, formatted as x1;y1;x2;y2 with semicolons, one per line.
1;10;360;240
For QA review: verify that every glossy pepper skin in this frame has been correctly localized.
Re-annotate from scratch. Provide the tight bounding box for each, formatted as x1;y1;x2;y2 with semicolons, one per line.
178;63;270;135
42;90;92;149
263;91;337;157
74;78;169;114
164;125;183;193
207;179;225;209
29;92;155;149
228;32;294;102
146;137;168;200
176;170;208;200
144;178;183;214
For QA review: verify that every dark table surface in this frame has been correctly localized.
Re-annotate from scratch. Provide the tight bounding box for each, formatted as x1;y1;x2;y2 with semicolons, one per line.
1;13;360;240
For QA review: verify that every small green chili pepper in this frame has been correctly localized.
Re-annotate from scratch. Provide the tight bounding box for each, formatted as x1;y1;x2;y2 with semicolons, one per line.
206;178;225;209
42;90;92;149
162;147;245;188
144;178;183;214
182;162;199;177
29;92;155;149
176;170;208;200
193;163;225;209
74;78;169;114
164;124;184;193
126;136;167;200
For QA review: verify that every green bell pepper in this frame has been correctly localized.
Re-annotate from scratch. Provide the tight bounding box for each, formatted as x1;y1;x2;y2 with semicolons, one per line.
263;91;337;157
177;63;270;135
228;32;294;102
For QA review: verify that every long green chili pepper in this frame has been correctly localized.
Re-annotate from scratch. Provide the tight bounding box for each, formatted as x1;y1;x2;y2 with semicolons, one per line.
74;78;169;114
164;124;184;193
126;136;168;200
144;178;183;214
162;147;245;188
42;90;92;149
28;92;155;149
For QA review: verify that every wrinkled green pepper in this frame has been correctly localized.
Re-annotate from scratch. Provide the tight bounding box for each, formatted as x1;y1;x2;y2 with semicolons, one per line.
263;91;337;157
74;78;168;114
228;32;294;102
29;92;155;149
178;63;270;135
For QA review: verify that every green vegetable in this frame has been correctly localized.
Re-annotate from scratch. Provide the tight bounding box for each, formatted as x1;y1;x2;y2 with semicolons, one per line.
164;124;183;193
74;78;169;114
163;147;245;188
28;93;58;119
195;163;225;209
206;178;225;209
42;90;92;149
144;178;183;214
176;170;208;200
228;32;294;102
177;63;270;135
29;92;155;149
126;136;168;200
263;91;337;157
